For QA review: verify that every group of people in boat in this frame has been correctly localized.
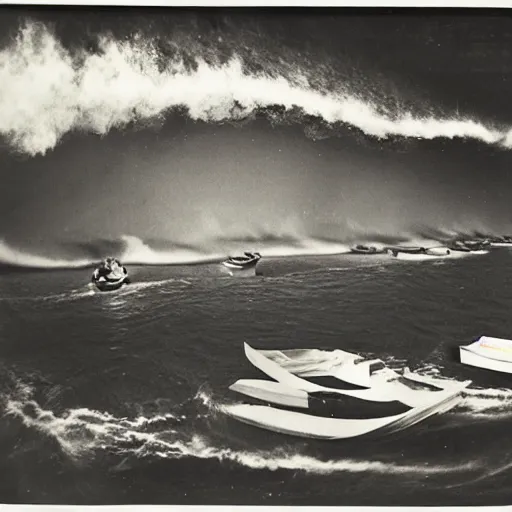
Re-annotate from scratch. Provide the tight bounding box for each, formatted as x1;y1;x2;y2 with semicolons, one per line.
91;257;130;291
94;257;124;278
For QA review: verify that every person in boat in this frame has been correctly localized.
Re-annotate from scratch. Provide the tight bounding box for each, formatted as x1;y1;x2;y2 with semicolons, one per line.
95;257;125;279
110;258;122;273
94;258;113;279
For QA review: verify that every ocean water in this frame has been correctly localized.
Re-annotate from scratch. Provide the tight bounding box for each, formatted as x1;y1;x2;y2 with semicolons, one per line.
1;247;512;506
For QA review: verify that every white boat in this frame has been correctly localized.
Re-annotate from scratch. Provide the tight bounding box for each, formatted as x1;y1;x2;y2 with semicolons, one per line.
223;380;468;440
490;242;512;247
222;252;261;270
460;336;512;373
388;246;453;260
423;246;452;256
242;343;469;407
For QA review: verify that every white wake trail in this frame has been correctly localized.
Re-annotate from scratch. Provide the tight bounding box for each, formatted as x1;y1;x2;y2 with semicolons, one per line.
3;392;476;477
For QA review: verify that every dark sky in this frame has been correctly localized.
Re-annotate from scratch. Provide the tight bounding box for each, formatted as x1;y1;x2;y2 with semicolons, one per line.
1;7;512;253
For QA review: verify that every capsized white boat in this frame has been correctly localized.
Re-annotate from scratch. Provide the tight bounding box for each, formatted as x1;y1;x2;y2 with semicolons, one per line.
251;344;373;388
223;380;468;440
242;343;469;407
460;336;512;373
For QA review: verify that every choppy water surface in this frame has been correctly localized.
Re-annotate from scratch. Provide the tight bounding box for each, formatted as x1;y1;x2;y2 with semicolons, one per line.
0;249;511;505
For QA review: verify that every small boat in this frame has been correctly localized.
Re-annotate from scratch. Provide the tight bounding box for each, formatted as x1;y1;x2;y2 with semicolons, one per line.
489;236;512;247
388;247;450;259
91;257;129;292
386;246;427;256
462;239;491;251
460;336;512;374
222;252;261;270
447;241;471;252
490;242;512;248
350;244;385;255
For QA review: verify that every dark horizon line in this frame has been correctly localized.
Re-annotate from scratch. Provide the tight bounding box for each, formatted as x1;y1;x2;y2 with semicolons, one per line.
1;5;511;17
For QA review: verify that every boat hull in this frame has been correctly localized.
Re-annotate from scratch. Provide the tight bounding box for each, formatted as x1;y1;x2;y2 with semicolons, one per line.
386;246;425;254
350;246;385;255
229;379;410;418
222;260;259;270
93;277;128;292
390;252;446;260
224;381;468;440
460;346;512;374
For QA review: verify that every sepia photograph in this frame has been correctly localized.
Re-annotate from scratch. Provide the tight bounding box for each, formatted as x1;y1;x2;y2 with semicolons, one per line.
0;2;512;507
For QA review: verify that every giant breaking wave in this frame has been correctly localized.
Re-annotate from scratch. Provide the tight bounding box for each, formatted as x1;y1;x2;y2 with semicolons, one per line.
1;21;512;156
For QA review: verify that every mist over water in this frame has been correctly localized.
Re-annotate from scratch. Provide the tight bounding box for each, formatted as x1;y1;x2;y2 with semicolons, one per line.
0;13;511;254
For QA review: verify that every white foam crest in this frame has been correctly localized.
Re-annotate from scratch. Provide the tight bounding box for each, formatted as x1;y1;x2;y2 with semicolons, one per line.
0;239;92;269
194;389;217;409
4;397;181;458
0;23;508;156
120;235;222;265
256;238;351;258
458;387;512;416
374;362;512;419
121;235;351;263
0;234;351;270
